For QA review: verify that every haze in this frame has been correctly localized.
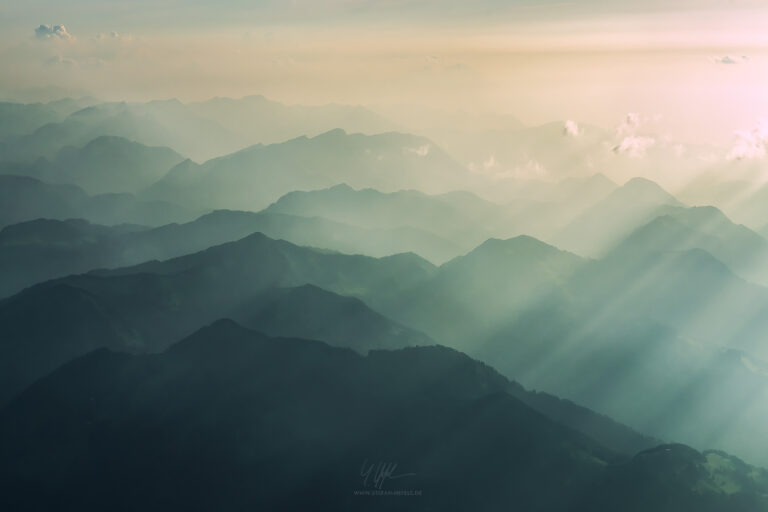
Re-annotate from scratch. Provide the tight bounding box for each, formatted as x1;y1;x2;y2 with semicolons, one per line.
5;2;768;510
3;1;768;145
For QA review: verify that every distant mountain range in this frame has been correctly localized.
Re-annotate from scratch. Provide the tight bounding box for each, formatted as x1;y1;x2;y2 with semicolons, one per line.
677;174;768;231
0;136;185;194
0;209;460;297
609;205;768;286
144;129;470;211
0;96;396;162
265;183;512;251
552;177;684;256
0;175;197;229
5;95;768;508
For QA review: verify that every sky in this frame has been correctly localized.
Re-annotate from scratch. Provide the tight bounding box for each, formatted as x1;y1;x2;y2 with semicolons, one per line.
2;0;768;143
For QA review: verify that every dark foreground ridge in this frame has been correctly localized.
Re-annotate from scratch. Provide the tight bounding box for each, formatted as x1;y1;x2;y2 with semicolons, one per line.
1;319;765;512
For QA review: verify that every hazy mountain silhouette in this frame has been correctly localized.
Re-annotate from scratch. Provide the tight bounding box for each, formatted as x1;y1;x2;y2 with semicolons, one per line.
610;205;768;285
53;228;768;468
0;136;185;194
477;301;768;464
187;94;396;147
0;96;397;163
0;102;190;162
333;230;768;465
677;175;768;231
145;130;469;210
266;183;514;251
229;284;434;352
6;95;768;507
0;101;69;139
0;209;461;297
0;98;100;143
570;247;768;359
400;233;768;464
0;218;145;297
0;175;196;228
0;233;438;403
495;173;619;238
388;235;583;346
553;177;683;256
0;320;763;511
129;209;461;264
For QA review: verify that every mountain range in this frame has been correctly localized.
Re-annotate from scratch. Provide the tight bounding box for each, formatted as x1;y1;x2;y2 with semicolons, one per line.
144;129;470;211
0;232;437;404
5;224;768;466
0;208;460;298
0;96;396;163
4;92;768;510
1;136;185;194
0;175;197;229
1;320;763;511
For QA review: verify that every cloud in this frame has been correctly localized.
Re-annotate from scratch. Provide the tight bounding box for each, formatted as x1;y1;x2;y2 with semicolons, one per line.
715;55;747;64
564;120;580;137
404;144;430;156
728;122;768;160
468;155;497;173
613;135;656;158
35;24;73;40
469;155;548;180
617;112;641;138
95;31;130;42
611;112;660;157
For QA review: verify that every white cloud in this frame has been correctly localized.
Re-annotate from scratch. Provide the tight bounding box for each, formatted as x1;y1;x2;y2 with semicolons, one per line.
613;135;656;158
611;112;660;158
715;55;747;65
35;24;73;40
469;155;498;174
405;144;430;156
564;119;580;137
617;112;641;138
469;155;548;180
95;31;131;42
728;122;768;160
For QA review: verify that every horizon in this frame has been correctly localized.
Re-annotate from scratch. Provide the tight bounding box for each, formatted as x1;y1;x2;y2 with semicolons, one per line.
3;1;768;146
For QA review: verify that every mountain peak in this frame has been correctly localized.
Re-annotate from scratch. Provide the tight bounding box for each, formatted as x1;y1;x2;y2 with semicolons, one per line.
240;94;273;104
449;235;580;270
165;319;269;357
327;183;355;193
475;235;560;254
587;172;616;187
616;177;682;205
146;98;182;106
623;176;661;189
314;128;347;139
